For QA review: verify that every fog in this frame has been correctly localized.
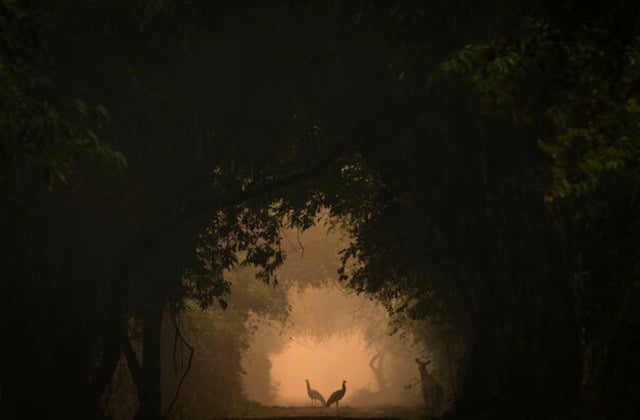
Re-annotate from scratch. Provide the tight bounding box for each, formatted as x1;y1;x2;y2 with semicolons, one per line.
270;333;374;406
240;223;425;409
98;220;440;418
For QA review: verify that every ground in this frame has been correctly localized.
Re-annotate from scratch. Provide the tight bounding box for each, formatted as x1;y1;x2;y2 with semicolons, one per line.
224;404;427;419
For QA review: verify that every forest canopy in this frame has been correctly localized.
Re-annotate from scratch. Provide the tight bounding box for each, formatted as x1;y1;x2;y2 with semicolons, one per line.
1;1;639;419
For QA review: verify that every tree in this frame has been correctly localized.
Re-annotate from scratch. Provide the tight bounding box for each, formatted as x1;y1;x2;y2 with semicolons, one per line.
437;2;640;417
2;2;638;419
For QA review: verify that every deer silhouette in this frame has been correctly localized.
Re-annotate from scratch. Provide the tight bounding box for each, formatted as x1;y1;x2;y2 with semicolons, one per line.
416;358;444;418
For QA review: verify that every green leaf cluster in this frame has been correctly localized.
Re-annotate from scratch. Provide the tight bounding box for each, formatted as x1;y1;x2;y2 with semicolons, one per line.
0;1;126;192
440;18;640;204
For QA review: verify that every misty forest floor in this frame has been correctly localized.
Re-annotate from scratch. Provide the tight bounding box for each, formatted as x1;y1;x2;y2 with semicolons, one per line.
223;404;427;420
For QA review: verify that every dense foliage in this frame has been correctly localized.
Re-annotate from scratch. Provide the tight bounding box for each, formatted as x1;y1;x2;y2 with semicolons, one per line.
1;1;639;419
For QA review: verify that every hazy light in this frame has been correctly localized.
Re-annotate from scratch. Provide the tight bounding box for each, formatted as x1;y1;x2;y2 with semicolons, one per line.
270;333;375;406
241;221;426;409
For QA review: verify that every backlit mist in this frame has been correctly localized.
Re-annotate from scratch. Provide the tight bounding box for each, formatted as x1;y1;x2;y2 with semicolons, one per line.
270;333;373;406
239;224;426;409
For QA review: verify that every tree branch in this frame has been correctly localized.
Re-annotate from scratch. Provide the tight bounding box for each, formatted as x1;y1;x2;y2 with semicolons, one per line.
204;141;346;210
167;312;194;415
129;141;348;278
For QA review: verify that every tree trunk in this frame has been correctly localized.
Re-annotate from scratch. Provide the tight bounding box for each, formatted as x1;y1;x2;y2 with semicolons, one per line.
369;352;386;392
136;301;165;420
456;311;511;418
86;253;133;417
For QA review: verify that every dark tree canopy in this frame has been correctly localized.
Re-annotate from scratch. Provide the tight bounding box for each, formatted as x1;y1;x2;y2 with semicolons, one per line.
1;1;639;419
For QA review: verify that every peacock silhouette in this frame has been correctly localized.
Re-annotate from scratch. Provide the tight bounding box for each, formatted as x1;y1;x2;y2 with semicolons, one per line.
305;379;326;406
325;380;347;407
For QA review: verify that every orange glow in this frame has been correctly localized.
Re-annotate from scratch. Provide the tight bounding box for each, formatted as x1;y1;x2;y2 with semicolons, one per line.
270;333;375;406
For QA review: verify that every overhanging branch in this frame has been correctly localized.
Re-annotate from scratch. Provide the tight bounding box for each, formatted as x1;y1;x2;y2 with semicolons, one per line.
204;141;346;211
137;141;347;259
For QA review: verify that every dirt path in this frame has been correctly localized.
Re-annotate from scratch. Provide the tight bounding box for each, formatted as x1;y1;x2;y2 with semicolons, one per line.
225;404;425;419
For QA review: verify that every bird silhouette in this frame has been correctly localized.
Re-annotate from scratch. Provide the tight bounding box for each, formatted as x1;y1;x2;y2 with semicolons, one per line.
325;380;347;407
305;379;326;406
